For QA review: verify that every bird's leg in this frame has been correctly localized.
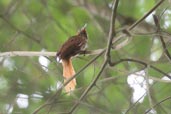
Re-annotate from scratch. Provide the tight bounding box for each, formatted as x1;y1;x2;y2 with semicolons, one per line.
76;50;87;56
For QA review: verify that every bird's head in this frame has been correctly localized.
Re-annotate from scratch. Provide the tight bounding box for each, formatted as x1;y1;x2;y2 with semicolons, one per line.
78;24;87;39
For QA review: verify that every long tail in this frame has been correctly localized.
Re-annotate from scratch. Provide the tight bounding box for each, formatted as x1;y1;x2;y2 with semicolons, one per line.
62;59;76;93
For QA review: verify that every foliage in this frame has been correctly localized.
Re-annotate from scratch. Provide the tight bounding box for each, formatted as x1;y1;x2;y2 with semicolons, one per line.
0;0;171;114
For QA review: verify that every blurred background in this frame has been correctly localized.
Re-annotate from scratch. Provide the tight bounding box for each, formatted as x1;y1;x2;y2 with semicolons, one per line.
0;0;171;114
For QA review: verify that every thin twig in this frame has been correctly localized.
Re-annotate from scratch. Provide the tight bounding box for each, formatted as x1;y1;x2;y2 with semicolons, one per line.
150;66;171;79
112;34;132;50
128;0;165;31
125;94;146;114
109;58;147;67
148;76;171;83
144;96;171;114
153;15;171;62
144;68;154;111
106;0;119;60
109;58;171;79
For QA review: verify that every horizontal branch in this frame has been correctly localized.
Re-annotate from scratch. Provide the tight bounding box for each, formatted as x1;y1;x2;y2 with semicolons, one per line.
0;49;105;57
109;58;171;79
0;51;56;57
0;30;131;58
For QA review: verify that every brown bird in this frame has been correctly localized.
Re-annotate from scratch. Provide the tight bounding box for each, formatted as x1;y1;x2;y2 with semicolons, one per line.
56;25;88;93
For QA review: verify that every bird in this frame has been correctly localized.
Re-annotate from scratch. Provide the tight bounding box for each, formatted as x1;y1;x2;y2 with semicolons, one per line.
56;24;88;93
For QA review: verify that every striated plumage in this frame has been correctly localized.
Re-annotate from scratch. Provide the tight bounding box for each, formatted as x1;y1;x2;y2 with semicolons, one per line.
56;27;88;93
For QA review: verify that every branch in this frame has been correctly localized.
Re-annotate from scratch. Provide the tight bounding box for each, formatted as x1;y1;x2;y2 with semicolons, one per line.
109;58;171;79
153;15;171;62
0;49;105;57
150;66;171;79
128;0;165;31
0;30;131;58
147;76;171;83
0;51;56;57
144;96;171;114
144;68;154;111
112;33;132;50
105;0;119;60
125;93;147;114
109;58;147;67
0;33;132;58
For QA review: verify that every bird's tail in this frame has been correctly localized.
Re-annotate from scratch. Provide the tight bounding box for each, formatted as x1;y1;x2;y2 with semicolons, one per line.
62;59;76;93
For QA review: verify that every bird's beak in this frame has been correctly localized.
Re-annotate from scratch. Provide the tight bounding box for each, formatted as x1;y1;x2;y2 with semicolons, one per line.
81;23;87;31
77;23;87;35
